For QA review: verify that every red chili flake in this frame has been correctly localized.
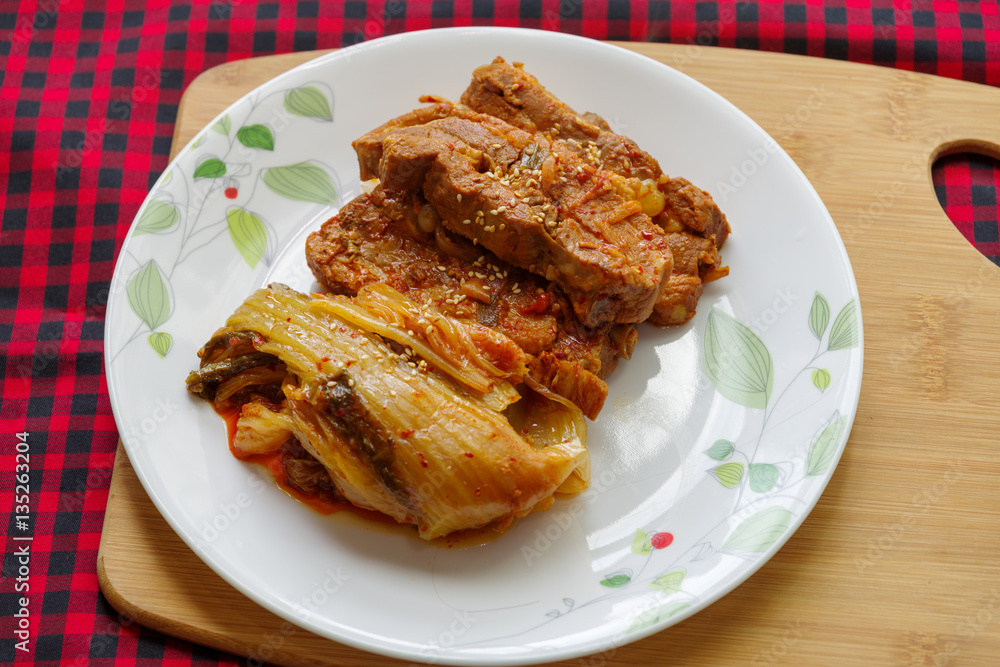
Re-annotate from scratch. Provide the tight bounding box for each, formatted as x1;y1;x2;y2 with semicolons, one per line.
229;336;240;346
316;361;323;371
641;230;653;240
519;292;552;315
463;452;474;458
400;429;414;439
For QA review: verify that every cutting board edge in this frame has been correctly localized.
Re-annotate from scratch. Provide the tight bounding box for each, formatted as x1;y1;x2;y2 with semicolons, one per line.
100;41;1000;667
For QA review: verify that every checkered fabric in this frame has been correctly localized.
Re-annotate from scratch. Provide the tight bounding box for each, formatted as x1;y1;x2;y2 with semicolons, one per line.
1;1;997;664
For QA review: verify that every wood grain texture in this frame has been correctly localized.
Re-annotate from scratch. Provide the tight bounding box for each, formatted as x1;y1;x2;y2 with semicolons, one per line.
99;42;1000;666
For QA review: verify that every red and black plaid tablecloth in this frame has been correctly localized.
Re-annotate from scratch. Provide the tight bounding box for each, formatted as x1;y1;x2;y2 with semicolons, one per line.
1;1;998;664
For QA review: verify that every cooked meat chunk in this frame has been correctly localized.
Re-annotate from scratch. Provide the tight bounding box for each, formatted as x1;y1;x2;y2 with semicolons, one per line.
648;232;728;325
461;57;663;186
461;57;730;245
305;187;635;418
355;109;674;328
352;101;465;181
460;56;731;323
654;176;731;247
529;351;609;422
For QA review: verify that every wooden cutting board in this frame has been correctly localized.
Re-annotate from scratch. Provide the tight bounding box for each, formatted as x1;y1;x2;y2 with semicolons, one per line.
98;43;1000;666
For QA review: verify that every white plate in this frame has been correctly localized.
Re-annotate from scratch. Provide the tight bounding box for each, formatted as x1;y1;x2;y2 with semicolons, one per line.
105;28;863;666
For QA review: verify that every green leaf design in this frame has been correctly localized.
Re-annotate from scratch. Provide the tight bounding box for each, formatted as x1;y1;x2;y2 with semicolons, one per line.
126;261;171;331
702;308;773;409
805;413;848;477
812;368;832;391
194;158;227;179
722;506;792;553
147;332;172;358
748;463;780;493
237;124;275;151
226;208;268;268
631;529;652;556
284;86;332;120
133;200;179;236
628;601;692;633
190;133;206;149
649;570;686;594
706;439;735;461
828;298;860;350
211;115;232;135
263;162;338;205
600;573;631;588
809;292;830;340
711;462;745;488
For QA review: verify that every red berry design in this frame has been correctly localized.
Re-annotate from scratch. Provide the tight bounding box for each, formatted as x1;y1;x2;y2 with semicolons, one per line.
224;187;238;199
650;532;673;549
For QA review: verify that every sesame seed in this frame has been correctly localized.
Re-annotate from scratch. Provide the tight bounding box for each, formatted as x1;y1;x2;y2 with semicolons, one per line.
490;209;498;215
463;219;471;225
407;329;414;336
437;265;447;271
347;378;355;387
457;193;463;202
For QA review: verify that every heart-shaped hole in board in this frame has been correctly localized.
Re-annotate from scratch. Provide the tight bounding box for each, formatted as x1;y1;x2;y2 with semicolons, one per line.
931;149;1000;268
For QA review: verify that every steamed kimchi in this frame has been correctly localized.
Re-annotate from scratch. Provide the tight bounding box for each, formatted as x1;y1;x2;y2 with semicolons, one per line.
186;283;589;539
